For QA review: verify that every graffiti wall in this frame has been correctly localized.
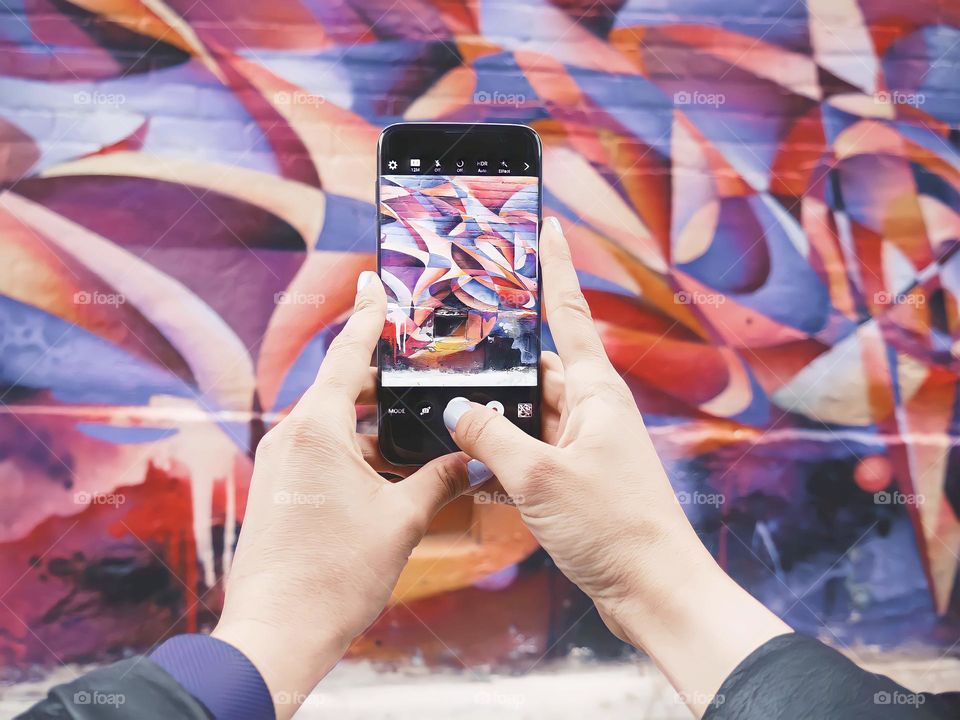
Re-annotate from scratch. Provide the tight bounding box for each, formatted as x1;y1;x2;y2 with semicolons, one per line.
1;0;959;676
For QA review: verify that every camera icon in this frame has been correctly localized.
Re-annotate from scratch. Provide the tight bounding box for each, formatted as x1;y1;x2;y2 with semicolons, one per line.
73;691;92;704
674;91;692;105
473;90;490;104
674;291;691;305
874;691;891;705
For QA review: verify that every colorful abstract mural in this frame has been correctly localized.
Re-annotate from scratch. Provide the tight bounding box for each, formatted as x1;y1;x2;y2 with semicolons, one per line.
2;0;960;678
379;174;539;385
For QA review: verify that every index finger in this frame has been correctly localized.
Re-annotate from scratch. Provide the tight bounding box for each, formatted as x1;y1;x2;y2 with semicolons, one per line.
309;271;386;405
540;217;609;367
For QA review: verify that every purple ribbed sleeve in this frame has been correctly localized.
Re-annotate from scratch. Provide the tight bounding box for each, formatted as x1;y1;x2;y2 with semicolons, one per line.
150;634;275;720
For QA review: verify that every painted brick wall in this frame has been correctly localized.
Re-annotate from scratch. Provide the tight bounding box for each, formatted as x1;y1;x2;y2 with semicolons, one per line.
1;0;959;675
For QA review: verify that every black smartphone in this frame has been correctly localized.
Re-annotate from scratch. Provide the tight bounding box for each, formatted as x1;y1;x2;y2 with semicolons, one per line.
376;122;543;465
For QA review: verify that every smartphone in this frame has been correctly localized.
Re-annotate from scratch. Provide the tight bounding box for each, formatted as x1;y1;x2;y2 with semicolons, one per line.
376;122;543;465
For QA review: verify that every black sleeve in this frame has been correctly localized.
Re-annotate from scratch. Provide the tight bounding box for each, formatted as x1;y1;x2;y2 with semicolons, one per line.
704;633;960;720
15;657;213;720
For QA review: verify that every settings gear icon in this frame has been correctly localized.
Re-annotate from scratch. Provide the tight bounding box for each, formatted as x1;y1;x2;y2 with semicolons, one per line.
387;160;397;170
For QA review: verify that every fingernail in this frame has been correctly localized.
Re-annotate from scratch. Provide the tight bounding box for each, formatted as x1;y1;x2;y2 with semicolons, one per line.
443;396;471;433
545;216;562;234
357;270;376;292
467;459;492;487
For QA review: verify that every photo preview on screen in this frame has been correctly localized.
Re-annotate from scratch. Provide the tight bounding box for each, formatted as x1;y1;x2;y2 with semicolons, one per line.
378;174;539;389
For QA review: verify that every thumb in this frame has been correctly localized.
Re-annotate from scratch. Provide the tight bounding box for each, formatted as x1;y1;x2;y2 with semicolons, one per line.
396;453;470;524
442;397;543;491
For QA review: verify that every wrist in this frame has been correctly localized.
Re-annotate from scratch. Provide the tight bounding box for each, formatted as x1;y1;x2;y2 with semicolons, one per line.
212;616;349;720
607;537;791;717
599;526;718;644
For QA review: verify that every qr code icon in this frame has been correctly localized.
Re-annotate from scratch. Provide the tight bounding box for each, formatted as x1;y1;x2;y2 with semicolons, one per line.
517;403;533;418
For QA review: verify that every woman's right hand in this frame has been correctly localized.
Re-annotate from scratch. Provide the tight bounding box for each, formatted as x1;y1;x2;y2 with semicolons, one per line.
443;217;791;718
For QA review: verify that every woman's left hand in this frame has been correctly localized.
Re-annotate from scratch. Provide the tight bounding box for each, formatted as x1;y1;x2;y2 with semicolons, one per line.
212;271;470;720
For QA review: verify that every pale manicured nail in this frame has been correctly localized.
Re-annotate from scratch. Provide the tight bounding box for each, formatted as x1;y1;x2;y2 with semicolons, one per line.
467;459;492;487
545;216;562;234
443;396;471;434
357;270;376;292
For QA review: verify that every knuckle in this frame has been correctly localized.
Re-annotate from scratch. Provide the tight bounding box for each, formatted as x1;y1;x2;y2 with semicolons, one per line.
433;461;466;504
353;294;379;314
585;377;634;407
457;410;499;449
326;331;366;359
316;372;350;395
528;452;562;480
554;288;593;320
520;452;562;495
540;451;565;474
281;414;340;453
299;381;329;406
254;428;279;461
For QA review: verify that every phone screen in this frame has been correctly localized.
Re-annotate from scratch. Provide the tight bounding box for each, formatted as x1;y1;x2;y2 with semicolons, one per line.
377;123;542;464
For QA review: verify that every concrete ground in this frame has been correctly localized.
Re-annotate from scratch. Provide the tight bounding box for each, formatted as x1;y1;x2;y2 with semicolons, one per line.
3;648;958;718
